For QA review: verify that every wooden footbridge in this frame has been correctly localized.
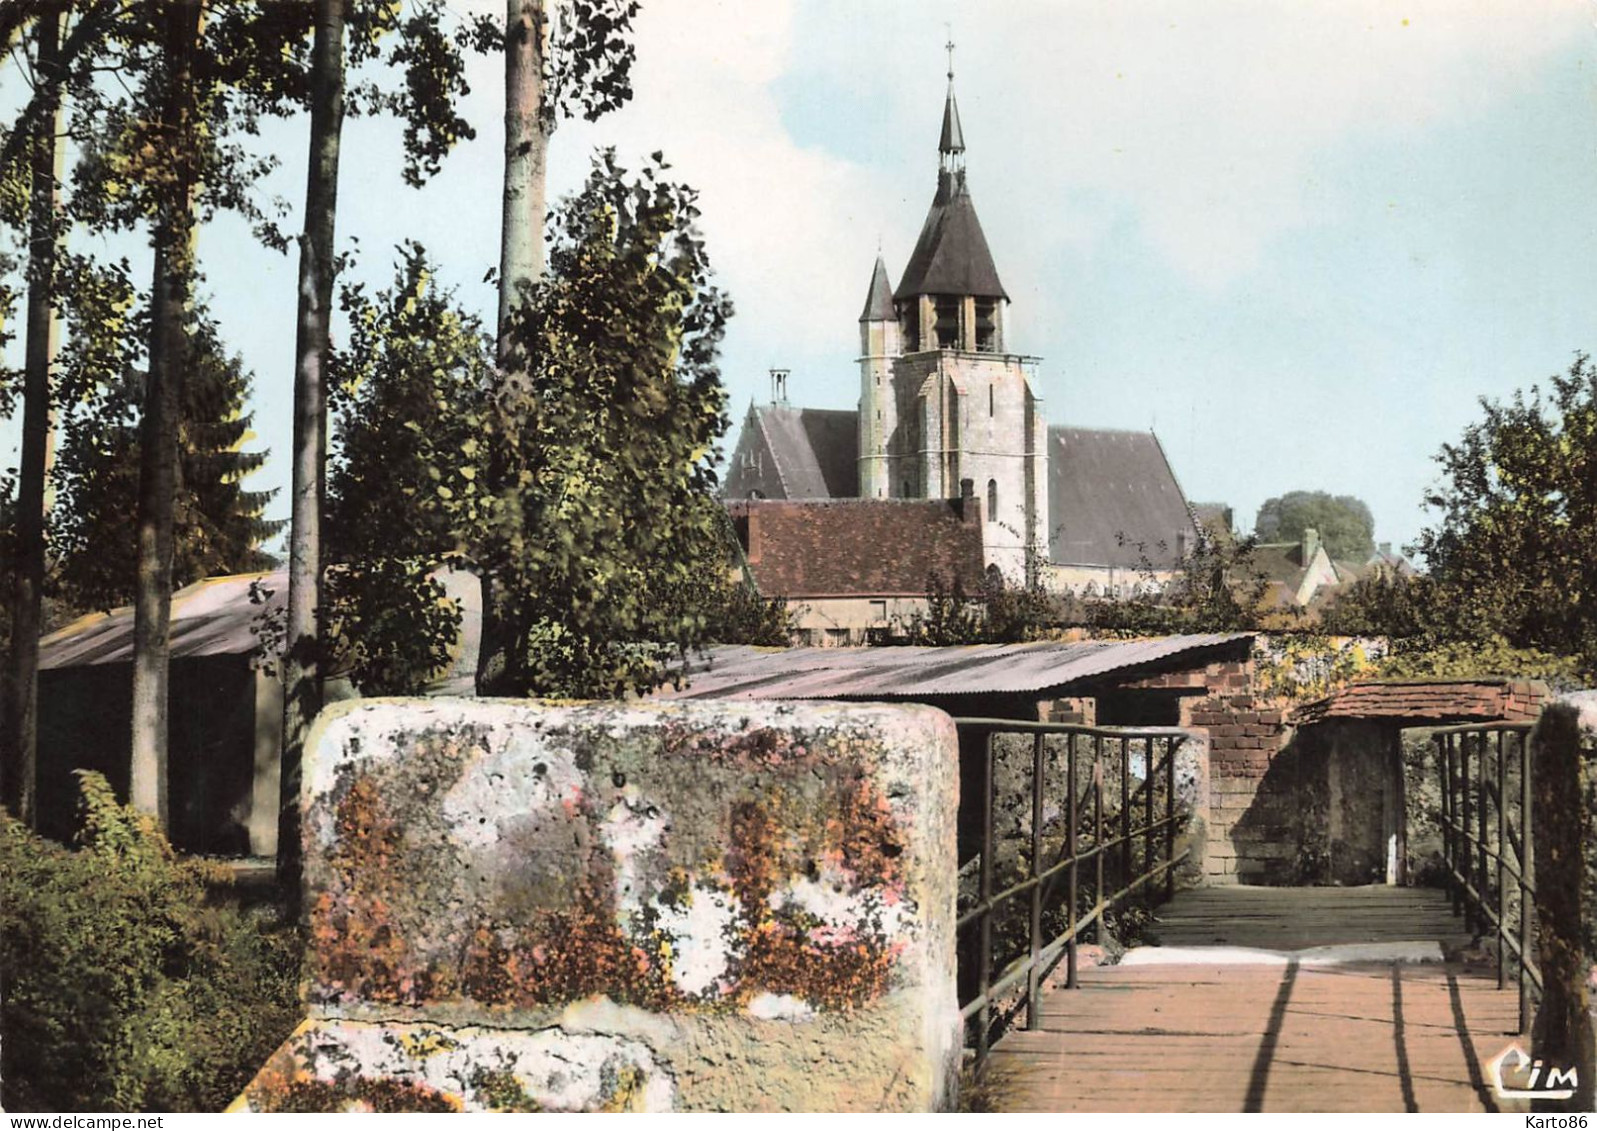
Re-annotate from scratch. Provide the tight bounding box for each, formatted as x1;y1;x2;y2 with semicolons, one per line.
953;718;1578;1115
983;886;1520;1113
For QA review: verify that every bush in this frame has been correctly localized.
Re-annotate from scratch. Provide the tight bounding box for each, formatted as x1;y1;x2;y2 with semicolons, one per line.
0;773;302;1112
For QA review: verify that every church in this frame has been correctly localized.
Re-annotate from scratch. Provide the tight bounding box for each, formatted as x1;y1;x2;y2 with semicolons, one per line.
724;59;1199;642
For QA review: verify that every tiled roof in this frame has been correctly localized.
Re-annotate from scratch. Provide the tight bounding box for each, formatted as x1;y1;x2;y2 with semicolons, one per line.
1291;680;1547;725
1049;427;1197;569
1250;542;1310;586
727;497;985;598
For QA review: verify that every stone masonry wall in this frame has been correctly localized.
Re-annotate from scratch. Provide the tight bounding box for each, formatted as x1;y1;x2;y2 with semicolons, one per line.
233;698;961;1113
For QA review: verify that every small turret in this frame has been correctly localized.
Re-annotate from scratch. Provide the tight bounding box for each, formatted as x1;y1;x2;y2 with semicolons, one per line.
858;254;901;500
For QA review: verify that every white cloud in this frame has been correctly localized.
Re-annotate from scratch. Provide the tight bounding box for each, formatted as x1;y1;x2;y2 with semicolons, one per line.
965;0;1587;284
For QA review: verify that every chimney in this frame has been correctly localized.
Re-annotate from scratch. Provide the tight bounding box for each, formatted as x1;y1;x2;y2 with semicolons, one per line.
745;506;762;563
1302;527;1320;564
769;368;789;404
958;478;977;522
1378;541;1392;557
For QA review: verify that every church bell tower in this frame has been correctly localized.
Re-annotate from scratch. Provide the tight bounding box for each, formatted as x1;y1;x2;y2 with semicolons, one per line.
854;42;1048;581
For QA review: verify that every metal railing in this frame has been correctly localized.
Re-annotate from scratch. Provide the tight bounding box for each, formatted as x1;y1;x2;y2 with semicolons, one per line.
1434;722;1540;1032
954;718;1191;1060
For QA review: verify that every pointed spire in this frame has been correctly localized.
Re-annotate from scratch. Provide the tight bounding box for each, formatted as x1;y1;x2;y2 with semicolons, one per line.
860;254;895;322
896;39;1006;304
939;32;964;158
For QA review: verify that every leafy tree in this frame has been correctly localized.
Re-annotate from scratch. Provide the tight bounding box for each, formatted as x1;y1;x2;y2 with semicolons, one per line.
1091;530;1272;635
323;246;488;698
1318;570;1434;639
326;140;784;696
1254;490;1376;561
478;152;733;696
1410;353;1597;676
327;243;494;563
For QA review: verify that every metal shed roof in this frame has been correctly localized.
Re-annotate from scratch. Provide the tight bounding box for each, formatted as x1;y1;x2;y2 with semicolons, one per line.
38;565;480;679
654;634;1252;702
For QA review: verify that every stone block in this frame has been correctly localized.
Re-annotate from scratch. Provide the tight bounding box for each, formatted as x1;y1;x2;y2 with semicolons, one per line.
234;698;961;1113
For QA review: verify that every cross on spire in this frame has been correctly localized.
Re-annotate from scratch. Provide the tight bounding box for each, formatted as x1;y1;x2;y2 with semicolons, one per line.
938;31;965;163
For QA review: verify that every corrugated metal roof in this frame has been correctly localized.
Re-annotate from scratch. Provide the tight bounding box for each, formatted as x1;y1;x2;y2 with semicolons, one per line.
40;573;283;669
655;634;1252;701
39;565;481;682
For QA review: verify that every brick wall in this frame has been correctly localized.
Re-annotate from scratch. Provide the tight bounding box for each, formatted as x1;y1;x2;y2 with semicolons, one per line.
1183;664;1291;882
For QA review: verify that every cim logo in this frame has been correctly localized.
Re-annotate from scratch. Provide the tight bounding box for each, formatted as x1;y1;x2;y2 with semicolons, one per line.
1488;1043;1580;1101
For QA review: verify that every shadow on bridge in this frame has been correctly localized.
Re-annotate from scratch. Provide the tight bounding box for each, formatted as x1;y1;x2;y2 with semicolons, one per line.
981;887;1521;1113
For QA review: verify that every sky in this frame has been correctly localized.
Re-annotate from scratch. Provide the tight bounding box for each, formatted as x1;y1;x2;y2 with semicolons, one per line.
4;0;1596;563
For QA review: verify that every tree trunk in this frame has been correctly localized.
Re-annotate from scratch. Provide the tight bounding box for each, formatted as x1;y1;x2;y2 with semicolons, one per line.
129;0;201;825
3;7;65;826
1530;702;1596;1113
497;0;549;359
278;0;347;916
480;0;550;695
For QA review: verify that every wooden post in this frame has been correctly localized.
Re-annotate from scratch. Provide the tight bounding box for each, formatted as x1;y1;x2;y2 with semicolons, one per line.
1528;703;1594;1112
1165;736;1177;901
1441;735;1458;916
1518;729;1533;1035
977;731;994;1060
1460;734;1473;931
1120;736;1131;901
1026;732;1044;1030
1093;736;1104;945
1496;730;1507;990
1066;733;1079;989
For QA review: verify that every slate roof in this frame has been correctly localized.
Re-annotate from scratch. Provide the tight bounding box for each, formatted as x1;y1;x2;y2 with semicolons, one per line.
1290;680;1546;726
860;255;896;322
724;411;1200;570
734;405;859;499
1048;427;1197;569
895;173;1008;302
654;633;1254;702
939;86;965;154
727;497;985;598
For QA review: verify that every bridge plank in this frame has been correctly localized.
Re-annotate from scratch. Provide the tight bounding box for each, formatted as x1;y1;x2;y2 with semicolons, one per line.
983;886;1521;1113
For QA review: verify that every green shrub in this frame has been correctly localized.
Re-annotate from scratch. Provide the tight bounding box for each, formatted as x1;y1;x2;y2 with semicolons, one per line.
0;772;302;1112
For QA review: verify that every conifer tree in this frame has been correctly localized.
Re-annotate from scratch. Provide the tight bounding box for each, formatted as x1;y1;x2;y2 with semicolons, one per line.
50;304;283;613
